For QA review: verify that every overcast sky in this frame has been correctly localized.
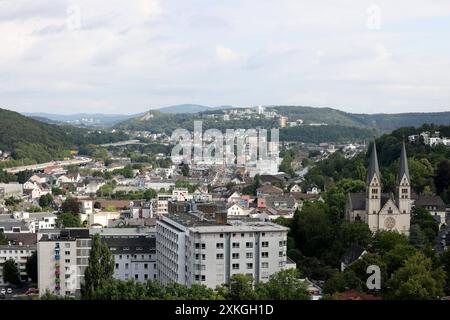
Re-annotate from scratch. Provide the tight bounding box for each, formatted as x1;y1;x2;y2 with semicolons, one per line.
1;0;450;114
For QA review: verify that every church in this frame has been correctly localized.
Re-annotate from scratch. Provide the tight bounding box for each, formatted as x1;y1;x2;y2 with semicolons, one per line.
345;141;411;235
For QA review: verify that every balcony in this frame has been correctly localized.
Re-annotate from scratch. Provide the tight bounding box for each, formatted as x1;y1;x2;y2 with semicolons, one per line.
55;255;60;261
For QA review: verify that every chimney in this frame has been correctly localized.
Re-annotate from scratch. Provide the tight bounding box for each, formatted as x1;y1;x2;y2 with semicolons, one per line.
215;211;228;225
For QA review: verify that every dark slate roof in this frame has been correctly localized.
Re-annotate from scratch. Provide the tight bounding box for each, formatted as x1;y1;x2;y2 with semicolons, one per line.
415;195;446;211
348;193;392;211
367;141;381;184
102;236;156;254
348;193;366;210
341;245;366;266
397;141;410;184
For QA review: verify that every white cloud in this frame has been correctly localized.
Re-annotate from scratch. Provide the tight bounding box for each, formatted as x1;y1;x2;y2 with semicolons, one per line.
215;45;241;62
0;0;449;114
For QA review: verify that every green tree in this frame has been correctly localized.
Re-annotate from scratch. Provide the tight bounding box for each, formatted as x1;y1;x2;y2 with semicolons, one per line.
219;274;256;300
371;231;409;254
337;221;372;252
3;259;21;285
56;213;82;228
0;232;8;245
323;270;363;295
61;198;81;214
383;243;417;276
82;234;115;299
387;252;446;300
409;224;427;249
25;251;38;283
256;269;310;300
434;160;450;194
39;194;54;208
143;188;157;200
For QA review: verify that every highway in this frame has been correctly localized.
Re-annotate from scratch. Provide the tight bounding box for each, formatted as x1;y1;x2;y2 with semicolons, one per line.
4;157;92;174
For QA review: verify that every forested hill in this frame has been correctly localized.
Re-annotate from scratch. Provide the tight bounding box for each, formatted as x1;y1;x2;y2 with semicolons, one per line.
0;108;128;165
303;123;450;203
115;106;450;136
269;106;450;132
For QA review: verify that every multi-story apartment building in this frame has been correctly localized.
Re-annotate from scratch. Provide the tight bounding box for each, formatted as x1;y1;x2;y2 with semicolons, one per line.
37;229;91;297
0;244;36;286
157;211;294;289
90;227;157;283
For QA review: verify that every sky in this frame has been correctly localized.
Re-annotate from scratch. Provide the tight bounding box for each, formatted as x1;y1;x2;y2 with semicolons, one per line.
1;0;450;115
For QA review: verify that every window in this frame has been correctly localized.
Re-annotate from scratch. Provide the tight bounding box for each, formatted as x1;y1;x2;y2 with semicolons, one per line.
241;233;245;237
232;242;240;248
195;275;200;281
125;263;129;270
232;264;239;270
279;241;283;247
246;242;253;248
135;274;138;280
262;252;269;258
144;274;148;280
216;253;224;260
279;251;284;257
246;263;253;269
232;253;239;259
144;264;148;269
246;252;253;259
262;233;265;237
219;233;224;238
65;259;70;263
115;263;119;269
65;251;70;255
262;262;269;268
201;275;206;281
64;243;70;248
216;243;224;249
262;241;269;248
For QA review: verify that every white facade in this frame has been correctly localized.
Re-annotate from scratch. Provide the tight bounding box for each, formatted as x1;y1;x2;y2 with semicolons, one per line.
37;229;91;297
0;245;36;285
157;213;291;289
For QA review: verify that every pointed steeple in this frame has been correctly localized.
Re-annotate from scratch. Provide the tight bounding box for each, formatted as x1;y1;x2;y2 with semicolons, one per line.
367;140;381;184
397;141;410;184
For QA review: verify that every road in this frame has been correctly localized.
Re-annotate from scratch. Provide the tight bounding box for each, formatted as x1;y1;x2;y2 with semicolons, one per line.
5;157;92;174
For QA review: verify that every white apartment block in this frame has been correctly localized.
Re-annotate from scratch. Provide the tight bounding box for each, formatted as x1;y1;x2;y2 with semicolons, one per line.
157;212;293;289
103;235;157;283
37;229;91;297
0;245;36;286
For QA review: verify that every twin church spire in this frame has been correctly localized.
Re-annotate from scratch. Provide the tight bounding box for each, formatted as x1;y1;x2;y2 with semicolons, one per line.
366;139;410;187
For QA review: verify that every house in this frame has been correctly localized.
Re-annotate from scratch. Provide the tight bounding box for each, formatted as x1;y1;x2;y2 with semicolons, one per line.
227;203;254;216
414;195;447;227
290;184;302;193
256;185;283;197
306;185;320;195
341;245;367;271
227;191;242;204
80;211;121;228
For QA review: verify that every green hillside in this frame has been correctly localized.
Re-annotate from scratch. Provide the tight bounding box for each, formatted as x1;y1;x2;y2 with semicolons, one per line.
0;108;128;165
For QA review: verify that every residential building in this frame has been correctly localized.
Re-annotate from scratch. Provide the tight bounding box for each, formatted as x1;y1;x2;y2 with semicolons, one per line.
0;244;36;286
157;211;293;289
37;229;91;297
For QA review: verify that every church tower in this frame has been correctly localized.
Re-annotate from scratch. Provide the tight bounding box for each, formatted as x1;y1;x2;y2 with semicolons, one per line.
396;141;411;214
366;140;382;215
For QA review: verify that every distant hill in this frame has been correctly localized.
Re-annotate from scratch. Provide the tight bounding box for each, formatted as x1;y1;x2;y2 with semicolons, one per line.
269;106;450;132
157;104;213;114
0;108;128;165
23;112;138;128
115;105;450;143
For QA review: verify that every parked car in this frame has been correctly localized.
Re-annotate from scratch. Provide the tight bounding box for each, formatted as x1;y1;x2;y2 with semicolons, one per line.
6;288;12;294
0;288;5;295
